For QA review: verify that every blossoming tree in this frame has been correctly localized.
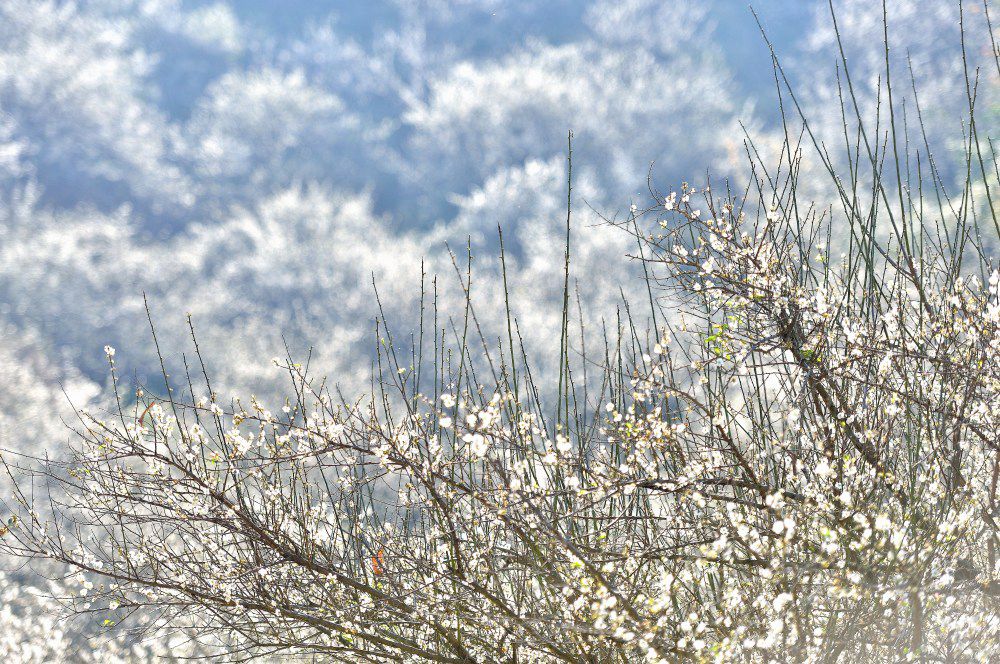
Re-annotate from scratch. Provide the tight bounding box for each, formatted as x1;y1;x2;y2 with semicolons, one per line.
2;3;999;662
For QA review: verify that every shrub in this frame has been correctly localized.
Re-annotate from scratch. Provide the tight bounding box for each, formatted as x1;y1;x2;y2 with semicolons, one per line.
2;4;998;662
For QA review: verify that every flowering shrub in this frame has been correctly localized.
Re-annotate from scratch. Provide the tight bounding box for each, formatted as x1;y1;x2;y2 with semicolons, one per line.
2;4;999;663
0;568;209;662
3;164;998;660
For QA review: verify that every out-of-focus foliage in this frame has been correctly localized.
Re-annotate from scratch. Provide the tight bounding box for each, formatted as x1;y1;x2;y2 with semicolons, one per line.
0;569;212;663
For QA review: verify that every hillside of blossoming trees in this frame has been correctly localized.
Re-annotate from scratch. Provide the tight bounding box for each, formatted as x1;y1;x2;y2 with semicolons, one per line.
0;1;998;661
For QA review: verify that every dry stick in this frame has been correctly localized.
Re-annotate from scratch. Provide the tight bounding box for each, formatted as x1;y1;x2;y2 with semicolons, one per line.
557;130;573;432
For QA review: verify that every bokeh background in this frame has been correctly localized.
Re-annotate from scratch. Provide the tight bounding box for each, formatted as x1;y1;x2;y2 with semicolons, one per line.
1;0;994;461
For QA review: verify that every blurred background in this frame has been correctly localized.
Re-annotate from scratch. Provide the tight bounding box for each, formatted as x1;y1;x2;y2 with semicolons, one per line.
0;0;994;460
